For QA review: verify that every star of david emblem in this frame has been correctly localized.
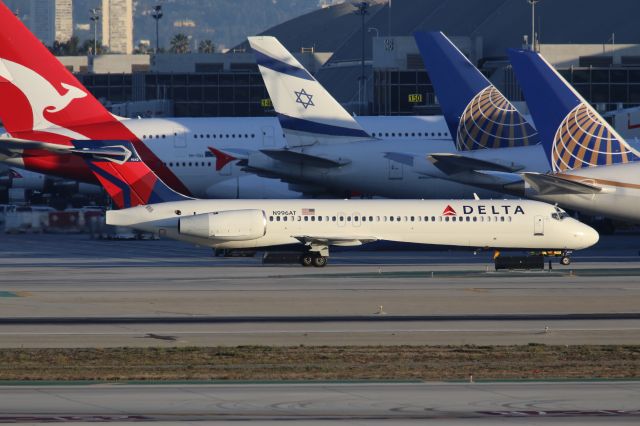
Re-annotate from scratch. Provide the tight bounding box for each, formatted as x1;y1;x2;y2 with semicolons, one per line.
294;88;315;109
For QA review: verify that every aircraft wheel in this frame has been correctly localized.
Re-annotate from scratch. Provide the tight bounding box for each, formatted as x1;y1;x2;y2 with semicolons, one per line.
300;254;314;267
312;255;328;267
560;256;571;266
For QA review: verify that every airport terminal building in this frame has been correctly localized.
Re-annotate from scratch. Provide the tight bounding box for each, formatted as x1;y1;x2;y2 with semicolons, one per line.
57;0;640;121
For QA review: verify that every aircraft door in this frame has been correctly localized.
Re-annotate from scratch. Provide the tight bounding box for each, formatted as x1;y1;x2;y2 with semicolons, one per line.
174;131;187;157
388;160;403;180
534;215;544;235
262;127;275;147
337;212;346;227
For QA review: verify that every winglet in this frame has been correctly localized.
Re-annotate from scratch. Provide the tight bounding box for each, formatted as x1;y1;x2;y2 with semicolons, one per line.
414;31;538;150
72;140;191;209
248;36;371;147
208;147;238;171
508;49;640;171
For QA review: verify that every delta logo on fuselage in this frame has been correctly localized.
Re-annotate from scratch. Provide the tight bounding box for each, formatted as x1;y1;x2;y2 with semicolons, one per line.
442;204;525;216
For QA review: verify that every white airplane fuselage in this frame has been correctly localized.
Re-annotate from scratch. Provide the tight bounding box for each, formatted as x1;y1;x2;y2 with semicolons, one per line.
2;115;470;199
528;162;640;222
107;199;598;251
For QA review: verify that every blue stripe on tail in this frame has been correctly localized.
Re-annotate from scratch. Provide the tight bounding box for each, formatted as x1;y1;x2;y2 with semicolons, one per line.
254;50;314;81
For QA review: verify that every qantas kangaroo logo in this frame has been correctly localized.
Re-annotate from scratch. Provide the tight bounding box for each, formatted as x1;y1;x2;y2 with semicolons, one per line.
0;58;88;139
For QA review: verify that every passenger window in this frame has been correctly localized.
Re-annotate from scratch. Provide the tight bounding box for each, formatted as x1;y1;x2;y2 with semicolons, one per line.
500;217;505;222
304;216;308;221
297;216;301;221
354;216;359;221
390;216;394;222
269;216;273;222
340;216;344;221
347;216;351;221
276;216;281;222
332;216;337;221
369;216;374;221
445;217;449;222
362;217;367;222
318;216;323;222
432;216;436;222
473;217;477;222
311;216;316;222
283;216;288;222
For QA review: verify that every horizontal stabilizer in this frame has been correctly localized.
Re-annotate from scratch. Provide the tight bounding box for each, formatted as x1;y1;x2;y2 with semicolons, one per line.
208;147;251;171
294;235;378;247
428;153;522;175
0;137;74;156
521;172;602;195
260;149;350;168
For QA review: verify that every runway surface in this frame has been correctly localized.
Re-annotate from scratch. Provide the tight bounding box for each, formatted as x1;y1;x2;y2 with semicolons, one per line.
1;234;639;346
0;382;638;424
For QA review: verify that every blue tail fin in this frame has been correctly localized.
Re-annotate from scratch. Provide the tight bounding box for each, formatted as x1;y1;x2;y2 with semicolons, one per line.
508;49;640;172
71;140;191;208
414;31;538;151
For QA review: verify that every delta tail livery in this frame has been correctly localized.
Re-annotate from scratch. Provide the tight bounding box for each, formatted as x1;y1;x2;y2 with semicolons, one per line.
73;140;598;267
509;49;640;222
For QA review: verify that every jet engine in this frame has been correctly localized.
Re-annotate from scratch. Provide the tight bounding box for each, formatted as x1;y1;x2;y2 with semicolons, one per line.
178;209;266;241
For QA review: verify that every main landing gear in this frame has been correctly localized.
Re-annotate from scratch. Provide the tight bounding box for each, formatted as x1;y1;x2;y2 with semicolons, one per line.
300;252;328;267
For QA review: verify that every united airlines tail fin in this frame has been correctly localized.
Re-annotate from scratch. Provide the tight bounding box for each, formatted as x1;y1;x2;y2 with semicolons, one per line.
414;31;539;151
508;49;640;172
72;140;190;209
248;36;371;147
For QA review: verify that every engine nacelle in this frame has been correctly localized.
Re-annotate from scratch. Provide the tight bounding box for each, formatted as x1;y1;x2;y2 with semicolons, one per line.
179;209;266;241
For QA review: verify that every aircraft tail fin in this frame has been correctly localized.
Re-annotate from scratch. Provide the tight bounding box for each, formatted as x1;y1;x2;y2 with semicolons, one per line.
0;2;118;139
248;36;371;147
508;49;640;172
414;31;538;150
72;140;191;209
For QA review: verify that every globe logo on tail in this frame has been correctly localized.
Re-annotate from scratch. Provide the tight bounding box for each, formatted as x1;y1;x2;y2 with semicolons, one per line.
551;103;640;172
456;87;538;151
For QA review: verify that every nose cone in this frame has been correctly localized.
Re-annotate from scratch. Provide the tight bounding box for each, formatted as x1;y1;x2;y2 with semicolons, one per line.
573;222;600;250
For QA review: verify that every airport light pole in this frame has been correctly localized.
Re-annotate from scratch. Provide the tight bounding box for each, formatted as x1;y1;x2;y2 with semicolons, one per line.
527;0;540;51
152;5;163;54
353;1;369;115
90;8;100;55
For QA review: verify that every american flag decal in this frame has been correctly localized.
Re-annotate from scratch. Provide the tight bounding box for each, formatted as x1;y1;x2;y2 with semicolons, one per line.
302;208;315;215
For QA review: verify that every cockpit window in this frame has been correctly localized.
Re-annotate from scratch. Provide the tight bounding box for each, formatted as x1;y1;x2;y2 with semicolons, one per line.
552;207;570;220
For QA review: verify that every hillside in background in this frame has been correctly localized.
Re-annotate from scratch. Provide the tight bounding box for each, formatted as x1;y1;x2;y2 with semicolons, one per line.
6;0;345;52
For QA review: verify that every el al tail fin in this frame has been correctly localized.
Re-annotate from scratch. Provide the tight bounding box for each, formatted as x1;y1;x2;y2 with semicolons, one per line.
248;36;371;147
72;140;191;209
0;2;117;139
414;31;538;150
508;49;640;172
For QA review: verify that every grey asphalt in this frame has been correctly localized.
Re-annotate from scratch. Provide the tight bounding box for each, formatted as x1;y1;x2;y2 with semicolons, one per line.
0;234;639;346
0;382;638;424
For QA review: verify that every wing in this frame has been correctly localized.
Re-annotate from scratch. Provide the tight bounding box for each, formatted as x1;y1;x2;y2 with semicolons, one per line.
521;172;602;195
428;153;523;175
293;235;378;247
261;149;351;168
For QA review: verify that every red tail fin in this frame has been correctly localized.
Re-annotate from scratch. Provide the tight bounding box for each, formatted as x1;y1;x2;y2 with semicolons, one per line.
0;2;116;139
0;2;190;195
